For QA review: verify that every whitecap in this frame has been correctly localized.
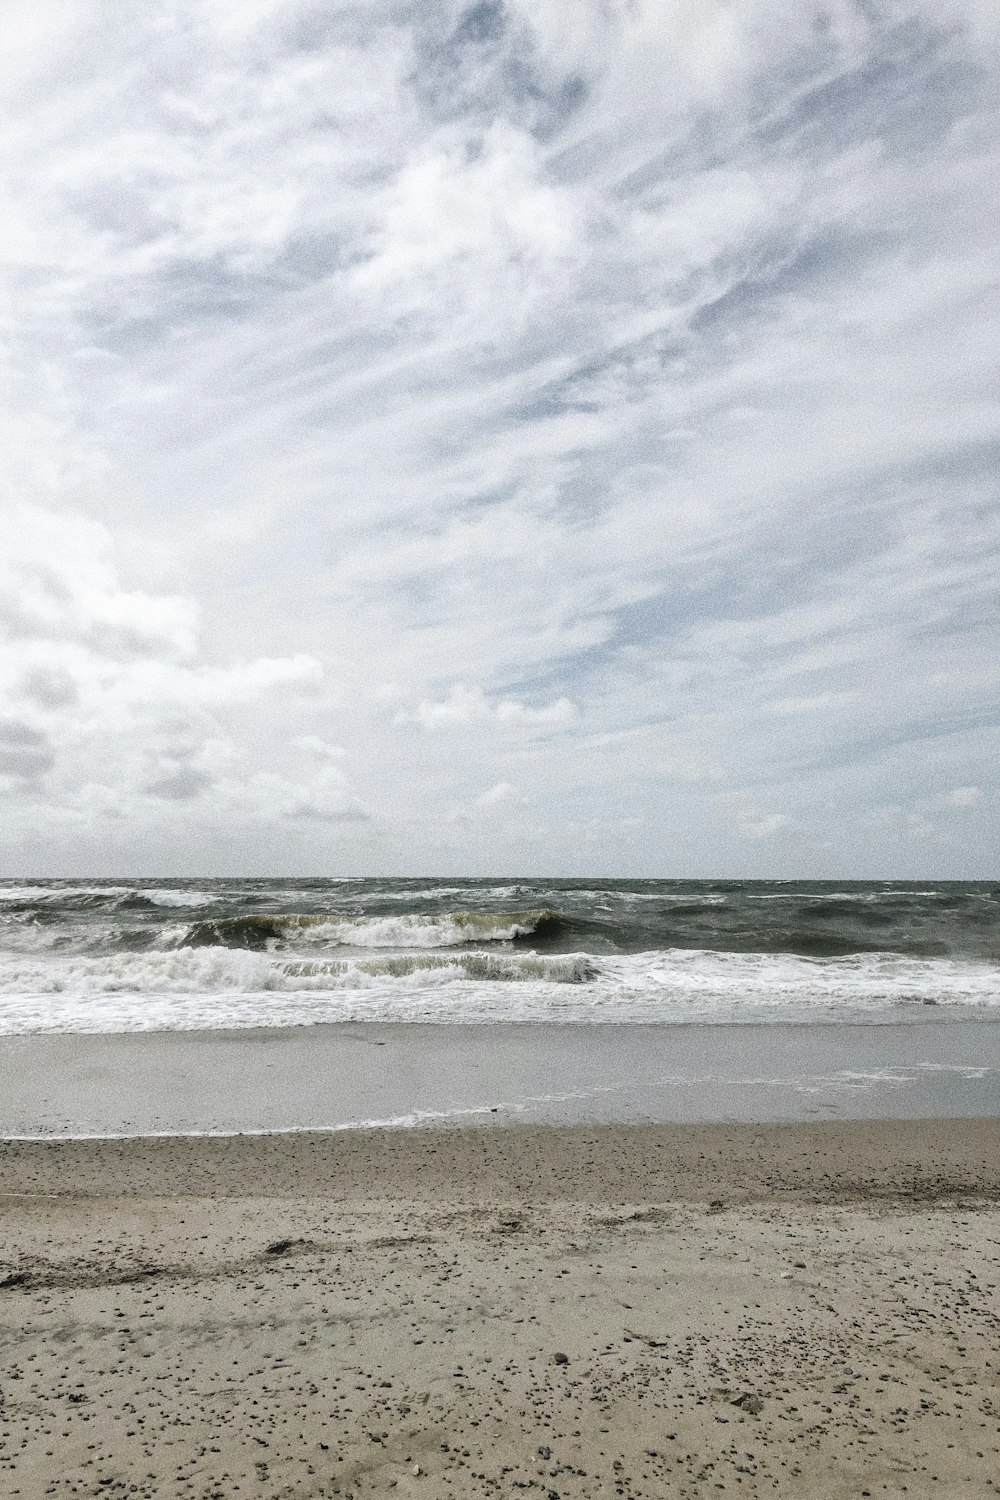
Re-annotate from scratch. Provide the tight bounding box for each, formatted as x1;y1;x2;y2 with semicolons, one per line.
177;908;560;949
0;944;997;1035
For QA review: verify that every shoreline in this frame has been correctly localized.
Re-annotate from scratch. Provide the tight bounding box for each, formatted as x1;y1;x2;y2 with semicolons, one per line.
2;1016;998;1139
3;1093;1000;1146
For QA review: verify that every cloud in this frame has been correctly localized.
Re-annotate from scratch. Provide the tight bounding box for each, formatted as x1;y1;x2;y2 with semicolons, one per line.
0;505;198;660
767;692;854;717
0;719;54;781
398;683;577;732
352;118;577;322
215;765;369;825
0;1;998;873
475;779;524;806
145;760;214;802
294;734;346;762
16;665;78;709
0;502;362;855
739;812;792;840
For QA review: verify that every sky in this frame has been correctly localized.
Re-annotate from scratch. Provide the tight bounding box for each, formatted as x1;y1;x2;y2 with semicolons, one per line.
1;0;998;878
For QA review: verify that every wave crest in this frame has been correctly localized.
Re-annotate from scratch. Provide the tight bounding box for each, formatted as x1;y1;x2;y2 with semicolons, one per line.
0;946;591;996
178;909;559;949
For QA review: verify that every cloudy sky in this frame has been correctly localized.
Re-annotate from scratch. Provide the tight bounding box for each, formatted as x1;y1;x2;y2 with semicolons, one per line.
2;0;998;877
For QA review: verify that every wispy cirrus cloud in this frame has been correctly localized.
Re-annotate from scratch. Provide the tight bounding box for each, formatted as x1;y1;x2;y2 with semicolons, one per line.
0;0;997;873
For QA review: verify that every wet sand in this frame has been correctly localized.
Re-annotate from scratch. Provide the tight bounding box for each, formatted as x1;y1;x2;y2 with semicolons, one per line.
2;1118;999;1499
2;1017;999;1136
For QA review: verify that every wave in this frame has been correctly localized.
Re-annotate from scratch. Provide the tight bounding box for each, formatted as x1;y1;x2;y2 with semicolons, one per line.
0;945;996;1035
596;948;1000;1005
116;889;217;909
744;890;948;902
4;881;997;963
0;885;132;910
0;947;592;998
0;885;216;913
177;908;560;949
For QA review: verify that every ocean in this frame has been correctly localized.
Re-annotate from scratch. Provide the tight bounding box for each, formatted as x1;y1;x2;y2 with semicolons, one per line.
1;877;998;1035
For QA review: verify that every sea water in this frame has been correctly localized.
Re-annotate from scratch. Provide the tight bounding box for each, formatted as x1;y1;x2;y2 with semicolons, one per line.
1;877;997;1035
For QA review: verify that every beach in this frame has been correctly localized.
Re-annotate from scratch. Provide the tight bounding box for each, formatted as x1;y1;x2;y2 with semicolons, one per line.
6;0;1000;1482
2;1117;999;1499
2;879;998;1496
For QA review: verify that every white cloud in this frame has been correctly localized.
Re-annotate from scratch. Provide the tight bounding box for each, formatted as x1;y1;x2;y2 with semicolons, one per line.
0;502;360;855
398;684;577;733
475;780;526;807
294;735;346;762
740;812;792;840
213;765;368;825
0;1;998;873
1;504;198;659
715;792;794;841
767;693;854;717
352;119;577;320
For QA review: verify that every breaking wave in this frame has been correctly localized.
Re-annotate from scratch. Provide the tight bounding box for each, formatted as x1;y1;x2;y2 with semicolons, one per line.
0;947;592;999
177;909;559;949
0;945;996;1035
0;885;217;914
1;878;998;1036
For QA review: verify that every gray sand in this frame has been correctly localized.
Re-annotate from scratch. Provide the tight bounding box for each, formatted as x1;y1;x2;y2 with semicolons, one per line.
1;1017;998;1137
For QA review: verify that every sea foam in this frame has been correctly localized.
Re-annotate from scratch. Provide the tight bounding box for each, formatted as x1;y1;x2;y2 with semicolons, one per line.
0;945;996;1035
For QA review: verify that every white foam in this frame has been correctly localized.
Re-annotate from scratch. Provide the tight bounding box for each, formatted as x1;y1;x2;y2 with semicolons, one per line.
0;945;996;1034
178;908;557;948
299;911;551;947
597;948;1000;1003
744;890;944;902
0;884;215;909
355;886;468;902
0;885;131;904
141;889;216;908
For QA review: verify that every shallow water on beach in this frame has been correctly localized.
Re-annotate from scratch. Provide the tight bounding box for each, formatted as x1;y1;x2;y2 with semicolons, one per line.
0;877;998;1034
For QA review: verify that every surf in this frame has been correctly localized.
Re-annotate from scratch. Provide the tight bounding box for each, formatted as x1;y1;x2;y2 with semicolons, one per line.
177;908;561;949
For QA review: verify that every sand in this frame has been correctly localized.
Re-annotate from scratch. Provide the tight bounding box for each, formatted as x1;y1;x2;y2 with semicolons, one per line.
2;1019;999;1137
1;1119;999;1499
